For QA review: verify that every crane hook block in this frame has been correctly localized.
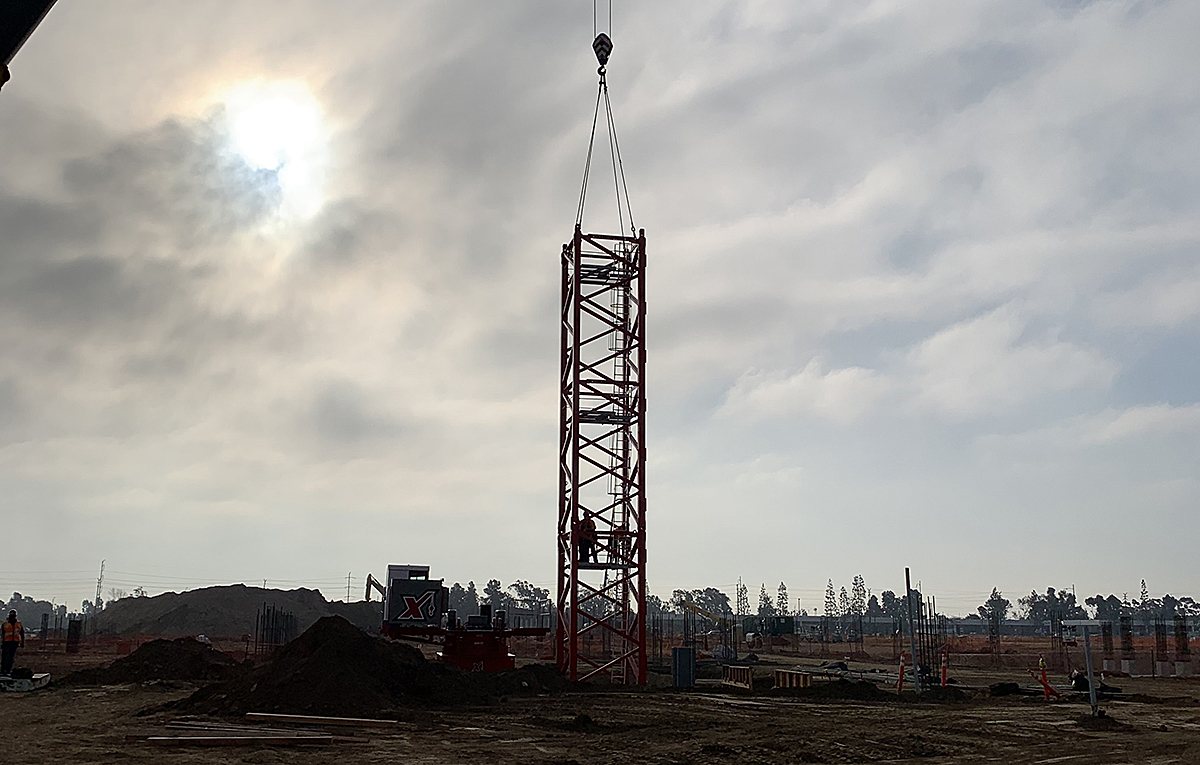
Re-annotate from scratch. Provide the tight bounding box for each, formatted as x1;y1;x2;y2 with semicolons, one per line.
593;33;613;66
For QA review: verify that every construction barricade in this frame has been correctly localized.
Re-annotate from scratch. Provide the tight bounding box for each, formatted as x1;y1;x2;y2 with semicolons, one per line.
721;665;753;690
774;669;812;689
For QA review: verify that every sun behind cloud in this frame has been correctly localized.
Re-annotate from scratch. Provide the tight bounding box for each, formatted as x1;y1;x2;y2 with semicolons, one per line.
222;80;327;219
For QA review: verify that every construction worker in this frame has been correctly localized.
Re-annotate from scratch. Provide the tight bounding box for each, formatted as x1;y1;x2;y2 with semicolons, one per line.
578;515;598;564
613;521;631;560
2;610;24;676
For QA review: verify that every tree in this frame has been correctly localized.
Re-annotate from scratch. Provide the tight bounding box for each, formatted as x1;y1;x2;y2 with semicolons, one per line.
448;582;472;613
1176;597;1200;618
850;575;867;616
825;580;837;616
508;580;550;613
881;591;902;620
776;583;789;616
736;578;749;617
837;587;850;618
694;588;731;616
671;588;732;619
1085;594;1123;621
646;594;667;615
977;588;1011;623
1140;579;1150;607
758;584;775;618
1017;587;1087;624
484;579;512;610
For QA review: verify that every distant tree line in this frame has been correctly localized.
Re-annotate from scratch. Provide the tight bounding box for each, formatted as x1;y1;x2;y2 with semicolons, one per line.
444;576;1200;625
447;580;552;615
2;593;72;629
970;579;1199;624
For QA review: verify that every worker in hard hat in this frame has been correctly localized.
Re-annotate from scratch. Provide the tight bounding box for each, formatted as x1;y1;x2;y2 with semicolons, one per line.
2;610;25;676
612;521;631;560
579;516;598;564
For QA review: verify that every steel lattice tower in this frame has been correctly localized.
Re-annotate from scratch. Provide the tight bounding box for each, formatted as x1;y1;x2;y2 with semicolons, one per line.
556;31;648;685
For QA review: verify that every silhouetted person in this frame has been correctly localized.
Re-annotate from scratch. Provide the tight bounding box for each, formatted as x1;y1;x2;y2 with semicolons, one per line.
579;516;598;564
613;522;630;560
2;610;24;675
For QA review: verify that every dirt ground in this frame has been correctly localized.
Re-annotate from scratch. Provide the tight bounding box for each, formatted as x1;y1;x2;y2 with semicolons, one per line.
7;648;1200;765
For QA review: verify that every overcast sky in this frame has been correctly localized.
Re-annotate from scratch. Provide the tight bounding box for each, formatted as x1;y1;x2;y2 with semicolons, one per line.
1;0;1196;615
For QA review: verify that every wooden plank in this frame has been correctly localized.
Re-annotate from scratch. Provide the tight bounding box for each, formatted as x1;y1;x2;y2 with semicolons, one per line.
167;722;304;734
163;721;371;743
245;712;401;728
144;735;333;747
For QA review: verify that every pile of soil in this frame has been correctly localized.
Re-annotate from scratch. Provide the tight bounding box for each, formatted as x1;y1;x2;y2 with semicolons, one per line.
64;637;242;685
94;584;383;638
1077;712;1132;731
769;678;895;702
174;616;566;718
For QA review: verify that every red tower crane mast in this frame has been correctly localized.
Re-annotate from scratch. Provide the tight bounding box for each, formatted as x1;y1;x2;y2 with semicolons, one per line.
556;30;648;685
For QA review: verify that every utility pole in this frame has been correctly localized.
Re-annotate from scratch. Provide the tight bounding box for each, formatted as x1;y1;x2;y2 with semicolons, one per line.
94;560;105;611
93;560;105;637
346;572;352;602
905;567;921;694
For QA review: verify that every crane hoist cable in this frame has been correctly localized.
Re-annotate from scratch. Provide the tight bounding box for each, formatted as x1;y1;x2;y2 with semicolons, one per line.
576;17;635;236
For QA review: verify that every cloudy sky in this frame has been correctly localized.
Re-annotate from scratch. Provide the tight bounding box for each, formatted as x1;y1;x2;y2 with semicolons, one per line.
1;0;1196;614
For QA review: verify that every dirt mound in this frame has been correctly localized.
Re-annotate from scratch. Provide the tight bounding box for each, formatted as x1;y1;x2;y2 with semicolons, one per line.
770;678;895;702
63;637;242;685
94;584;383;639
1077;712;1133;731
174;616;565;718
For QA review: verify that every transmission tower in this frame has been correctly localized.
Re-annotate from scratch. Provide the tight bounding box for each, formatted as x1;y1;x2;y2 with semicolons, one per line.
556;29;647;685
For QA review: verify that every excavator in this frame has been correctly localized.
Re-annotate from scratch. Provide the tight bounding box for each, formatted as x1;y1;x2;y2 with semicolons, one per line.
678;599;738;660
0;1;57;92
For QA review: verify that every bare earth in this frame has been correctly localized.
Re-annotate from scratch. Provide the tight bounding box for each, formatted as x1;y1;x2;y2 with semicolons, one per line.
6;673;1200;765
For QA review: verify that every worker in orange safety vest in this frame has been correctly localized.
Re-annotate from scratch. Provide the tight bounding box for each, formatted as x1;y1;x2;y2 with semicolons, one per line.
2;610;25;676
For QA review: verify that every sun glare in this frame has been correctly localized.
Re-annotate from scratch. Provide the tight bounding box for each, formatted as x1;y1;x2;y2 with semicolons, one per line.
224;81;327;219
